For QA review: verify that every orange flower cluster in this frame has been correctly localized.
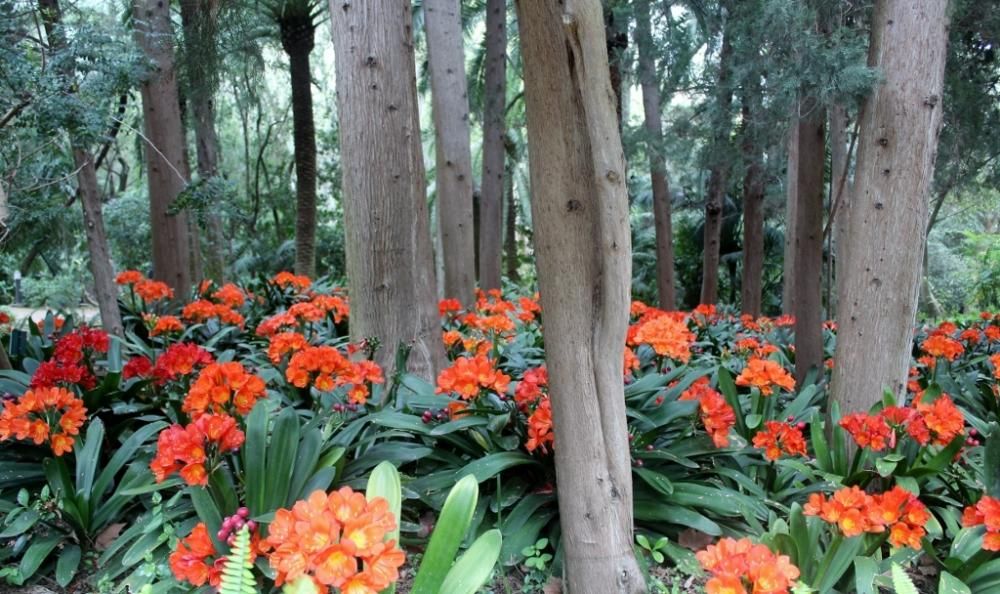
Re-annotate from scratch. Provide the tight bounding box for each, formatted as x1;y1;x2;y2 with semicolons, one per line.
183;362;267;418
310;294;350;323
152;342;215;384
435;354;511;400
150;413;245;485
145;314;184;337
517;296;541;322
735;358;795;396
263;488;405;592
961;495;1000;551
921;333;964;361
212;283;247;308
623;346;640;377
439;298;462;317
286;346;384;404
991;353;1000;380
733;337;779;358
169;523;222;587
514;366;548;409
632;313;695;363
182;299;245;327
841;395;965;451
839;413;893;451
469;313;516;335
271;271;312;291
804;486;930;548
0;387;86;456
752;421;807;461
135;280;175;303
268;331;310;363
256;312;298;337
525;397;553;454
697;537;800;594
115;270;143;285
679;377;735;447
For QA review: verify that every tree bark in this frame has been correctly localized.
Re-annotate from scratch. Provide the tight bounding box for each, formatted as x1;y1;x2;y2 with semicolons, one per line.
134;0;193;298
635;0;676;311
477;0;506;291
782;103;799;315
179;0;227;282
37;0;124;336
793;96;826;384
700;23;733;306
604;1;628;127
740;95;765;318
515;2;645;592
330;0;445;381
832;0;949;412
503;167;519;282
828;103;849;317
280;18;318;279
425;0;476;305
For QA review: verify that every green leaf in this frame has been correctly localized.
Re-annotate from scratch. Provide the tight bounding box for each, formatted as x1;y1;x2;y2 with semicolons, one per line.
92;421;166;501
890;562;919;594
243;400;270;516
938;571;972;594
264;407;300;512
75;417;106;506
219;527;257;594
439;529;502;594
455;452;538;483
366;461;402;547
0;509;39;538
18;534;62;581
984;423;1000;498
854;556;878;594
189;486;224;551
412;474;479;594
875;457;899;477
287;429;324;506
633;467;674;496
56;544;81;587
745;413;763;429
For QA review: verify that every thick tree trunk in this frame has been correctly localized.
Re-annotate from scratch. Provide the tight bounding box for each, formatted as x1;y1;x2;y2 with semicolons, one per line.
331;0;445;381
134;0;193;298
782;104;799;315
425;0;476;304
281;20;318;279
635;0;676;310
478;0;506;291
516;2;645;592
740;97;765;318
38;0;123;336
828;103;849;317
832;0;949;412
700;26;733;306
793;97;826;384
179;0;226;282
503;168;519;282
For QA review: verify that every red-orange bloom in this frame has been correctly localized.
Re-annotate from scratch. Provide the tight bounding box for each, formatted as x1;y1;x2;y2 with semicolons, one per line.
134;279;174;303
514;366;548;409
271;271;312;291
212;283;247;308
632;313;695;362
169;523;220;587
115;270;144;285
991;353;1000;380
735;358;795;396
268;331;310;364
286;346;384;404
525;397;554;454
680;378;735;447
152;342;215;384
263;488;405;590
435;354;510;400
752;421;807;461
147;314;184;337
840;413;893;451
0;387;86;456
962;494;1000;551
184;362;266;418
921;334;964;361
914;393;965;446
805;486;928;548
150;414;244;485
697;537;799;594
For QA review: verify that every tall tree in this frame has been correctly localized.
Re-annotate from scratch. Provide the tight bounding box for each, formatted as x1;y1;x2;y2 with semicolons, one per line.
179;0;227;282
37;0;124;337
477;0;506;291
425;0;476;304
701;13;734;305
516;1;645;592
782;103;799;315
331;0;445;380
740;88;765;317
268;0;319;278
635;0;676;310
134;0;194;297
832;0;950;412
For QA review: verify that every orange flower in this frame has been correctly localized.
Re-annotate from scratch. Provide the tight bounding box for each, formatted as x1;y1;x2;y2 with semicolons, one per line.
183;362;266;417
525;397;554;454
286;346;384;404
439;298;462;317
271;271;312;291
623;346;640;376
115;270;144;285
442;330;463;348
632;313;694;362
697;537;799;594
805;486;927;548
150;414;244;485
840;413;893;451
962;495;1000;551
913;393;965;446
517;296;541;322
268;331;310;364
169;523;220;587
990;353;1000;380
212;283;247;308
435;355;510;400
921;334;964;361
680;378;734;447
263;488;405;589
134;279;174;303
256;312;299;337
514;366;547;409
152;342;215;384
735;358;795;396
310;294;350;323
0;387;86;456
288;302;325;323
752;421;807;461
147;314;184;337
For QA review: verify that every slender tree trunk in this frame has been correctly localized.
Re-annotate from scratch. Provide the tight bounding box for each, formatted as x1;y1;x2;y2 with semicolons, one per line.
635;0;676;310
179;0;226;282
504;167;519;282
793;96;826;384
832;0;949;412
134;0;193;297
38;0;123;336
604;1;628;127
425;0;476;304
701;23;733;305
516;2;645;592
478;0;506;291
281;19;318;279
782;103;799;315
331;0;445;381
740;95;765;318
829;103;849;317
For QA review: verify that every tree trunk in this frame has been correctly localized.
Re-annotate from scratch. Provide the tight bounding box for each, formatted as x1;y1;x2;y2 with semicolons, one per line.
331;0;445;381
504;167;520;282
828;103;849;317
280;19;318;279
37;0;124;336
740;96;765;318
604;1;628;127
635;0;676;311
701;24;733;306
179;0;226;282
515;2;645;592
793;96;826;384
425;0;476;305
477;0;506;291
782;103;799;315
134;0;193;298
832;0;949;412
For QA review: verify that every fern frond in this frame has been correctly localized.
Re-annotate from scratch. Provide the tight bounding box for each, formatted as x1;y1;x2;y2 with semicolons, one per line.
890;563;919;594
219;527;257;594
